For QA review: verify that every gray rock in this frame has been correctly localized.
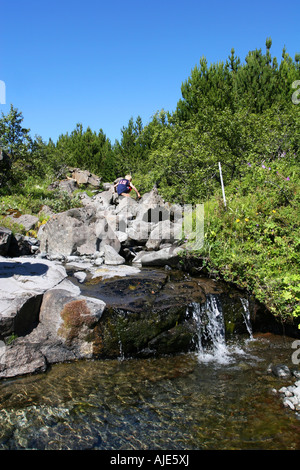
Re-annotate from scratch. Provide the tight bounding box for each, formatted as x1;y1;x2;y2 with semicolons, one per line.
38;205;54;218
92;189;114;208
90;264;140;280
103;244;125;265
36;183;188;263
0;227;12;256
94;257;104;266
95;216;121;252
0;285;107;378
146;220;182;250
136;204;171;223
283;397;295;410
58;178;78;194
74;272;87;283
127;220;153;244
134;188;171;223
139;187;165;207
0;256;67;338
39;206;98;256
115;196;140;219
0;342;47;378
72;169;101;187
39;288;105;342
132;246;182;267
7;214;39;232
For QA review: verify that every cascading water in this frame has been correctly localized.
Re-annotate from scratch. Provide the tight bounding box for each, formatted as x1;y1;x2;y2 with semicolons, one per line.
240;297;253;339
191;295;228;363
190;294;252;364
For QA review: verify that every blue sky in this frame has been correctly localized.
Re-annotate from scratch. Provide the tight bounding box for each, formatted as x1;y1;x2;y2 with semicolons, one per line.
0;0;299;144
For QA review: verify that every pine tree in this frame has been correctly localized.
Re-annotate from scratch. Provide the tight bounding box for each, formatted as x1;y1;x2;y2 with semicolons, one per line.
0;104;32;186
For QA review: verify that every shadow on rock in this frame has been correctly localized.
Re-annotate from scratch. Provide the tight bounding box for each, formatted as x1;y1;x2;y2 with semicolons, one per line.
0;261;49;278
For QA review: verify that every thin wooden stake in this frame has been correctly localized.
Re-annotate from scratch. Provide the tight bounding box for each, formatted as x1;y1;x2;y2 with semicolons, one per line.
218;162;226;208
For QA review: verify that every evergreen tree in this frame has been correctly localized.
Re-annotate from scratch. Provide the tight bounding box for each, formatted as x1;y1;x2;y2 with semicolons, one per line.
0;105;32;186
55;124;116;181
114;116;145;176
0;104;31;160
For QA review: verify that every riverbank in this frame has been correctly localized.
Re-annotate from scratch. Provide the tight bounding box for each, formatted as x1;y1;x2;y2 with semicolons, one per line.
181;172;300;329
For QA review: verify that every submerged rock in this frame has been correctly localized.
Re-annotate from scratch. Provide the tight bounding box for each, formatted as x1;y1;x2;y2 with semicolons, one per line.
271;364;292;379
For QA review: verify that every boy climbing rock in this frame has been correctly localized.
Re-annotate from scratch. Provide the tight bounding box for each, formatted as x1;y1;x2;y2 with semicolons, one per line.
115;175;141;199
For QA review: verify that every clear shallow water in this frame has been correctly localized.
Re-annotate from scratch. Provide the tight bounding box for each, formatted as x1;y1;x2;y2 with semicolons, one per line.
0;334;299;450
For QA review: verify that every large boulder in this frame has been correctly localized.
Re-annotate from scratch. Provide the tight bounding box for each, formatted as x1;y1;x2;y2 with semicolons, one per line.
0;283;107;379
139;187;165;207
0;262;106;379
115;196;140;219
39;288;106;357
0;341;48;378
135;188;171;223
58;178;78;194
78;269;208;358
39;207;98;257
92;188;114;209
0;257;67;339
39;206;123;257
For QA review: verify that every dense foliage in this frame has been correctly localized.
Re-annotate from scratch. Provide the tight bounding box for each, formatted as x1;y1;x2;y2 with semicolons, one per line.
0;38;299;323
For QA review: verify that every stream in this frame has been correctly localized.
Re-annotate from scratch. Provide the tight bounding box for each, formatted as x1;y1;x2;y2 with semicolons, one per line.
0;267;299;450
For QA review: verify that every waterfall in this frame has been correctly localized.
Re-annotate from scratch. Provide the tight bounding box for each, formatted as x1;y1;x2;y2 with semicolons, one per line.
190;294;252;364
240;298;253;339
191;295;230;364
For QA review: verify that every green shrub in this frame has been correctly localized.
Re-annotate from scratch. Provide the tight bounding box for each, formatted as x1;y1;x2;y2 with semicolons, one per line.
191;156;300;324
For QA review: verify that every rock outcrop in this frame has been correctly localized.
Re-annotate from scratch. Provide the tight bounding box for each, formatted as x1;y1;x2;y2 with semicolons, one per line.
38;186;187;267
0;186;194;378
